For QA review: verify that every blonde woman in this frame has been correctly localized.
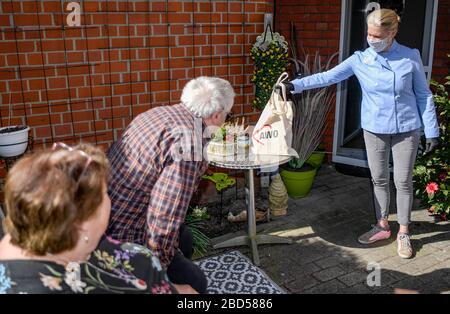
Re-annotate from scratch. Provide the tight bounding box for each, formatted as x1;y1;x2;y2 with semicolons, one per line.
278;9;439;258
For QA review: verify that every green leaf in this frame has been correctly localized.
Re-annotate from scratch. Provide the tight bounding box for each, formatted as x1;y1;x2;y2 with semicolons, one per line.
45;265;63;277
414;165;427;175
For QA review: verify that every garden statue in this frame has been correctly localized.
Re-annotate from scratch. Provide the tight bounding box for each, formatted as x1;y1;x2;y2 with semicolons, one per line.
268;173;288;216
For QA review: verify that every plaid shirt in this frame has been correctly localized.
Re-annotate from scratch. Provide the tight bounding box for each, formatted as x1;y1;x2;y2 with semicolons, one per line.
106;104;208;268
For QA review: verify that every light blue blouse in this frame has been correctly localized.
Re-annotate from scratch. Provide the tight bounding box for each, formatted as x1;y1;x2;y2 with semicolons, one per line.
291;40;439;138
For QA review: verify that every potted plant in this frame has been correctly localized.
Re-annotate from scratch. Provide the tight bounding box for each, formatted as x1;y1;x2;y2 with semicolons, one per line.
0;126;31;158
305;143;327;169
413;63;450;221
280;51;338;198
251;25;290;110
0;94;30;158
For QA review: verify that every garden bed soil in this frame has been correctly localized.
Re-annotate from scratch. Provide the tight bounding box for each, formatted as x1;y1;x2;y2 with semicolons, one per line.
198;191;270;239
280;162;315;172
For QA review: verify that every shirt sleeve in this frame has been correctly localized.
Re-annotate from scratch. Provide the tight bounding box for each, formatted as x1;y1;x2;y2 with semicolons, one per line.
146;155;203;269
291;54;356;93
411;49;440;138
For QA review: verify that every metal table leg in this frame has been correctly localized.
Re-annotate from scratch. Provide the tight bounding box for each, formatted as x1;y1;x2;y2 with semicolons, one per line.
213;168;293;266
246;168;259;265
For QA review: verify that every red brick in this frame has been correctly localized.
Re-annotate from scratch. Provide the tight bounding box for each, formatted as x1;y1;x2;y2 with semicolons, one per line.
48;78;67;89
64;28;82;38
50;104;69;113
0;15;10;26
27;115;51;127
42;1;62;12
71;110;95;122
40;40;65;52
46;52;67;64
83;1;100;12
1;1;21;13
54;124;73;136
43;89;69;101
167;13;191;24
73;122;91;133
14;14;53;26
66;76;84;88
65;52;84;63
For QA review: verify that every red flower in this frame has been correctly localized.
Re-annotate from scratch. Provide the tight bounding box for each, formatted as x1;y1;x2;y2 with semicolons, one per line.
440;213;447;221
426;182;439;194
438;173;448;181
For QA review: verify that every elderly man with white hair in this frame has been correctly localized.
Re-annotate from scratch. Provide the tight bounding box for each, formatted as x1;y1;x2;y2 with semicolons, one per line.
106;77;235;294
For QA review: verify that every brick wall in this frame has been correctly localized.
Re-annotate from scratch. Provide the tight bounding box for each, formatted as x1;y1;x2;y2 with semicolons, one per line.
275;0;341;158
0;0;273;154
275;0;450;157
433;0;450;80
0;0;447;173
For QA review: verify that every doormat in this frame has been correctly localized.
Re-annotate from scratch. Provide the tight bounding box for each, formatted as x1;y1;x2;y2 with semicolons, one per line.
195;250;285;294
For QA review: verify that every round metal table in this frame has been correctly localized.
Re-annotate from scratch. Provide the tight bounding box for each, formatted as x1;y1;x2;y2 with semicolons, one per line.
207;153;293;266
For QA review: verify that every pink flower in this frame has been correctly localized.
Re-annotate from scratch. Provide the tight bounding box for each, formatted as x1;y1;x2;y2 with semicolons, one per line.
438;173;448;181
426;182;439;194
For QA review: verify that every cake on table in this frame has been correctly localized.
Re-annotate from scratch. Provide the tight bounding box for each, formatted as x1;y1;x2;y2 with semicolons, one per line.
207;117;250;158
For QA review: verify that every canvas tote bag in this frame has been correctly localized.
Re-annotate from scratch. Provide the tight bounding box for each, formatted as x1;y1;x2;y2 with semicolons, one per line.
251;72;299;164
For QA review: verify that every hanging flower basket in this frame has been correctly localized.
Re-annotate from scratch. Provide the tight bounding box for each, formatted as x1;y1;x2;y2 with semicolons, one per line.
0;125;30;158
251;25;289;110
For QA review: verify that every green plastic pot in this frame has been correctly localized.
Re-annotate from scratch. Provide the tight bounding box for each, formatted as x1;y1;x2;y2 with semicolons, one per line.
280;165;317;199
306;152;326;169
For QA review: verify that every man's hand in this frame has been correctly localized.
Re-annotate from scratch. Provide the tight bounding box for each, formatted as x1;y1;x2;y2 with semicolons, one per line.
275;82;294;94
173;284;199;294
424;137;439;155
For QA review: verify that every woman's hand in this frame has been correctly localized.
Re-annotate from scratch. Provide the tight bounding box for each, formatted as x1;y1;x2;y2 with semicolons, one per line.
275;82;294;94
173;284;199;294
424;138;439;155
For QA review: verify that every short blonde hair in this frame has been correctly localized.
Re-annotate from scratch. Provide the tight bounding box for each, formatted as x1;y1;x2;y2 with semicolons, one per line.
367;9;400;34
181;76;235;118
3;143;109;256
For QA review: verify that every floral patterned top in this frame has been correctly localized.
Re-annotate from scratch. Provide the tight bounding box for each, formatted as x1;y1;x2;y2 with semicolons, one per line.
0;236;177;294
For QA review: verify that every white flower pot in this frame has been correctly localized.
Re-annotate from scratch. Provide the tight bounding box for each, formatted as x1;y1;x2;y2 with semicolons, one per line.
0;126;30;157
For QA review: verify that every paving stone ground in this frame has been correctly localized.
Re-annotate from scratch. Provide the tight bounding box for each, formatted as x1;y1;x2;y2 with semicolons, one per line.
209;164;450;294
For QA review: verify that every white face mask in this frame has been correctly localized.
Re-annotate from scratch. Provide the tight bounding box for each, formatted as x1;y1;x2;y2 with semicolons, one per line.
367;36;390;53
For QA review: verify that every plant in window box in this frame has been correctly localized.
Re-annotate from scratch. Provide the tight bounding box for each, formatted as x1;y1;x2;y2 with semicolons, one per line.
413;64;450;221
251;25;290;110
280;52;338;198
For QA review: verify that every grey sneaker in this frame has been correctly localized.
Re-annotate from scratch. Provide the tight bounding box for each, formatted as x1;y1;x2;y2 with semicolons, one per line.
397;233;413;259
358;224;391;244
